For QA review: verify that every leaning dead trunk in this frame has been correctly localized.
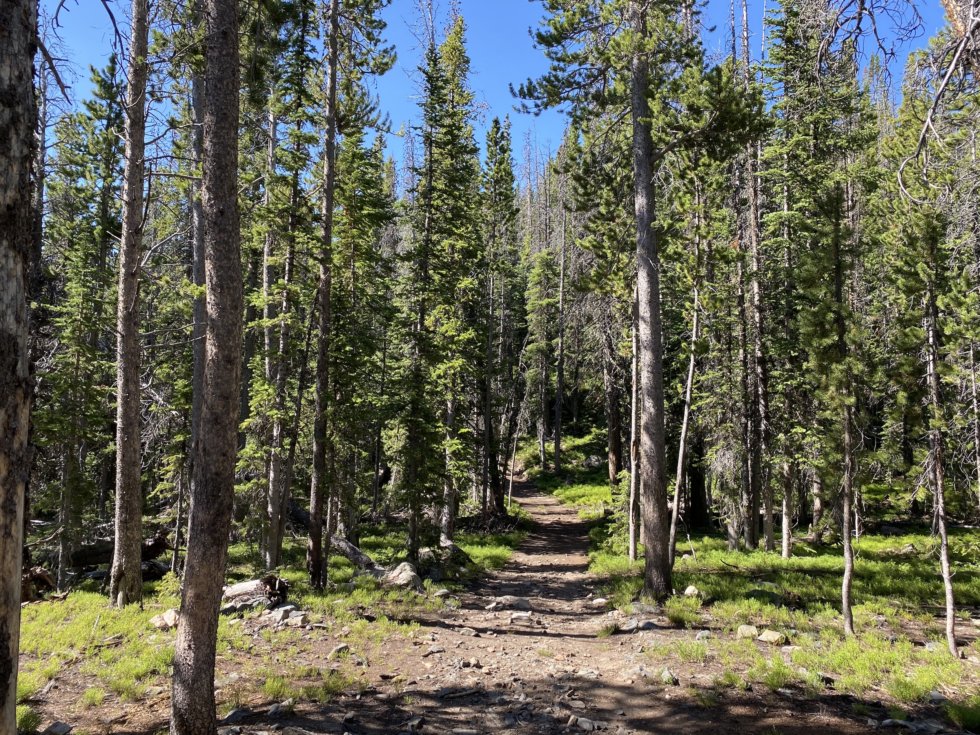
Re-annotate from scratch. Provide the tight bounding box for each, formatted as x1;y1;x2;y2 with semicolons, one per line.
110;0;149;608
0;2;36;726
170;0;242;731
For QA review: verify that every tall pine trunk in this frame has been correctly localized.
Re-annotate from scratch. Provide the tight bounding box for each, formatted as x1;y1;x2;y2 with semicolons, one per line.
170;0;242;730
628;296;640;562
309;0;340;589
110;0;149;607
554;208;566;473
0;1;36;726
630;1;671;600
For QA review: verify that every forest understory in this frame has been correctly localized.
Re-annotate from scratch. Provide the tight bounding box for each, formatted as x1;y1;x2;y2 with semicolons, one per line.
15;446;980;735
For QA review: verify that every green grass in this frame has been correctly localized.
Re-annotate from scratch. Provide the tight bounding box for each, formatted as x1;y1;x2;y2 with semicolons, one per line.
80;687;106;708
532;435;980;721
946;696;980;731
17;513;523;723
665;595;701;628
16;705;42;733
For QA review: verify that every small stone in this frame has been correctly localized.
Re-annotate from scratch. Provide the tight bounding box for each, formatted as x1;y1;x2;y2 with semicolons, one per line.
43;723;72;735
221;708;251;725
329;643;350;659
144;686;165;697
150;608;179;630
497;595;532;610
268;699;295;717
684;585;700;597
433;588;451;598
757;630;787;645
509;612;533;625
927;690;947;704
286;613;309;627
407;716;425;732
589;598;609;608
660;668;679;686
736;624;759;640
383;562;424;592
567;715;579;728
618;619;638;634
639;620;658;631
576;718;595;731
422;645;445;657
217;728;241;735
567;699;586;710
459;627;479;637
468;657;481;669
343;713;356;724
695;630;712;641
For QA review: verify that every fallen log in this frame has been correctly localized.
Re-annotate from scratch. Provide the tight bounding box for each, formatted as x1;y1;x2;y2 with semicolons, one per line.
68;529;171;568
21;567;56;602
329;535;384;576
222;574;289;605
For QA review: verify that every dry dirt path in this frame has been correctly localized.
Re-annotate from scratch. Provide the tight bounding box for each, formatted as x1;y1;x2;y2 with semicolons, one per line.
276;479;871;735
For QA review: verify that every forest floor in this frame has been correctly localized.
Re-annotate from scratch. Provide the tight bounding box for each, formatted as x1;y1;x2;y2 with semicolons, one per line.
18;476;980;735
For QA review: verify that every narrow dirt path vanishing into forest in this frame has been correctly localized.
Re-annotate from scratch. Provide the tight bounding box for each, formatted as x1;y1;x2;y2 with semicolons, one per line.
273;478;873;735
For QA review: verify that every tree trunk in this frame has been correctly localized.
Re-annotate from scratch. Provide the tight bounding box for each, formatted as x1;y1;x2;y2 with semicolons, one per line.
308;0;340;590
781;460;792;559
741;0;772;554
601;309;623;489
628;296;640;562
170;0;242;731
810;471;824;541
440;397;457;543
630;2;671;601
971;344;980;514
832;192;855;637
669;288;699;568
188;26;206;568
110;0;148;608
554;208;566;473
926;272;958;657
0;2;36;726
669;208;702;567
737;258;755;549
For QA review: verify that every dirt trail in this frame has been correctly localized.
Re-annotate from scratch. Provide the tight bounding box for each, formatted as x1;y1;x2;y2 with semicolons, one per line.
280;479;870;735
43;479;878;734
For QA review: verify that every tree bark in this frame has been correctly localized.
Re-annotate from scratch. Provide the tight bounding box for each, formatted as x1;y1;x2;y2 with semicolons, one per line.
832;191;855;637
309;0;340;590
110;0;148;608
554;208;566;473
926;266;958;657
628;296;640;563
781;460;792;558
601;307;623;489
170;0;242;731
0;1;36;727
630;1;671;601
741;0;772;554
669;286;699;568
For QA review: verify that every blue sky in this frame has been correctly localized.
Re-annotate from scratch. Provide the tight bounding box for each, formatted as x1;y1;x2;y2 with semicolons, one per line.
43;0;950;169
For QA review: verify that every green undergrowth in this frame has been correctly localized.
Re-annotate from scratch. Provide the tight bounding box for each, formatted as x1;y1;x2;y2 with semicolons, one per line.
17;517;523;713
519;429;615;520
532;435;980;718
